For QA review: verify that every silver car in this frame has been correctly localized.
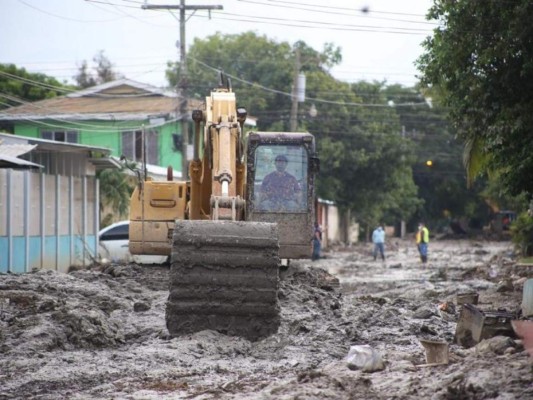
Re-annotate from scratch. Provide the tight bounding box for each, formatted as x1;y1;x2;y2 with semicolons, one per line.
98;220;168;264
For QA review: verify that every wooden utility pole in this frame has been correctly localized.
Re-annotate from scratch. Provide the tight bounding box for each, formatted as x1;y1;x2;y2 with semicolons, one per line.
142;1;223;178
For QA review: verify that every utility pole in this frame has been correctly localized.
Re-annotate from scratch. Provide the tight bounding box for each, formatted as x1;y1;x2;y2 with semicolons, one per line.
289;48;301;132
142;1;223;178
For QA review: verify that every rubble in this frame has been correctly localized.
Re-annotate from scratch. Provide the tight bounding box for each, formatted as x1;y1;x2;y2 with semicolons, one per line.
0;239;531;399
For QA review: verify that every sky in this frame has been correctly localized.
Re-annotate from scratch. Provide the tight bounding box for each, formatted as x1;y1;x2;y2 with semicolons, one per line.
1;0;436;89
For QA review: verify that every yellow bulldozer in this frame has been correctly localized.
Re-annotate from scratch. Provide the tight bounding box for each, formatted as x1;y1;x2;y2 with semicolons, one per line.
128;75;319;340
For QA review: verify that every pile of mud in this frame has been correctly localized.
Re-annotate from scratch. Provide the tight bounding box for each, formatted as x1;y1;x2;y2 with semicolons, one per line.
1;239;531;399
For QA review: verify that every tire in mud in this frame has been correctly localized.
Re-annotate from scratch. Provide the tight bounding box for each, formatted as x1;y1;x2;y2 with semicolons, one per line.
166;220;280;341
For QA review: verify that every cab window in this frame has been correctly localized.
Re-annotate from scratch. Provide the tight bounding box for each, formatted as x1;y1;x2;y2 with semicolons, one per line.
253;145;308;212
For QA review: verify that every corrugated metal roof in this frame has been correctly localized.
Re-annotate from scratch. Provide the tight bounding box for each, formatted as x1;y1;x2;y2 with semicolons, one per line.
0;79;202;122
89;157;123;171
0;132;119;171
0;132;112;155
0;142;36;157
0;154;43;169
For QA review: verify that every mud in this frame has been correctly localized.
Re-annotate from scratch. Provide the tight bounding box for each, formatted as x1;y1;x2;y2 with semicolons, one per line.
1;239;532;399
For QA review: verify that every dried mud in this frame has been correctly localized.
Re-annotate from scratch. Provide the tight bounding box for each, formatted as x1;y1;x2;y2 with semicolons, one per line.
0;239;531;399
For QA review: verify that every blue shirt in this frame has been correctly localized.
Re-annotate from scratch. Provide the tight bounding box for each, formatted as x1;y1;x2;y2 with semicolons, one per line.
372;227;385;244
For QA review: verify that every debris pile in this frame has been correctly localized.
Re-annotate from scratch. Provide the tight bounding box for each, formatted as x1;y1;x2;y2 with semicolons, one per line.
0;239;531;399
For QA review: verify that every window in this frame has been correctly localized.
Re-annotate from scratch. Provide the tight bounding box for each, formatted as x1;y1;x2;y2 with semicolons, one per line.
99;223;129;241
41;130;78;143
122;129;159;164
253;144;308;212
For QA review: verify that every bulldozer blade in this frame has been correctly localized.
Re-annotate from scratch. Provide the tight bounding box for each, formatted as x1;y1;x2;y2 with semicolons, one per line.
166;220;280;341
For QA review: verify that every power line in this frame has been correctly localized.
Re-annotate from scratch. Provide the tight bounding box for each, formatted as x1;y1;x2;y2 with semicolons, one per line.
264;0;430;19
85;0;433;35
18;0;124;22
210;11;433;34
239;0;436;25
189;56;430;107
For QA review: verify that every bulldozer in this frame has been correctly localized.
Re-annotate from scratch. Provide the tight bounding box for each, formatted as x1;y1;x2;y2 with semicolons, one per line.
128;75;320;340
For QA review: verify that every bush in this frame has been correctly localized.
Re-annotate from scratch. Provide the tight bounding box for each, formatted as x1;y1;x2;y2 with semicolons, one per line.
511;212;533;257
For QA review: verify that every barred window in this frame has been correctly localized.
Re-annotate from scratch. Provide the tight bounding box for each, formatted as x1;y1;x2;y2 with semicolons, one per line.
121;129;158;164
41;130;78;143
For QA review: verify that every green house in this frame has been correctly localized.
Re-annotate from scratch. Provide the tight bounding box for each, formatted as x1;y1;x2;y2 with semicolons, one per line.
0;79;195;174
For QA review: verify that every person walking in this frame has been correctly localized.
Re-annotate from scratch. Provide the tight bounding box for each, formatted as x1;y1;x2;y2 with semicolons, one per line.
372;225;385;261
416;222;430;263
311;222;322;261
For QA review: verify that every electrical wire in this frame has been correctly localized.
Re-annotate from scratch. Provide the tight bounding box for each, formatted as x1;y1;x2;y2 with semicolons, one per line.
238;0;437;26
18;0;124;22
264;0;430;18
210;11;433;34
85;0;433;35
2;56;439;123
188;55;429;107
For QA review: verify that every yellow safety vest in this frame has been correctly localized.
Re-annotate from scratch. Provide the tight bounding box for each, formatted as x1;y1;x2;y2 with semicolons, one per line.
416;227;429;244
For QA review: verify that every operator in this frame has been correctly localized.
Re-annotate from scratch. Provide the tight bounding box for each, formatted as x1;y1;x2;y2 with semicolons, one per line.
260;154;301;211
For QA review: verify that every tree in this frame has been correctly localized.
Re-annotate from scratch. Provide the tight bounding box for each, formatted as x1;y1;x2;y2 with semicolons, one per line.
74;50;120;89
97;168;135;227
167;32;341;131
386;85;491;230
312;79;421;230
0;63;66;110
74;60;96;89
417;0;533;200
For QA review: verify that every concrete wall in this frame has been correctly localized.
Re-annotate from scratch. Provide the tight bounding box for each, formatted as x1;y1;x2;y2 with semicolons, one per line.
317;201;359;250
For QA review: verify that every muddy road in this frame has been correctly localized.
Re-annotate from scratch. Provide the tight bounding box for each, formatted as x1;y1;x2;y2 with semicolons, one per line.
1;239;531;399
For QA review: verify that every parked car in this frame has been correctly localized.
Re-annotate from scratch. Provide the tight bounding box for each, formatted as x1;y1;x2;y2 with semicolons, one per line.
98;220;168;264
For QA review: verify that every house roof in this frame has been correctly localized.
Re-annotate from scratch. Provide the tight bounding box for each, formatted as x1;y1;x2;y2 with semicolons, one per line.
0;132;120;170
0;79;196;122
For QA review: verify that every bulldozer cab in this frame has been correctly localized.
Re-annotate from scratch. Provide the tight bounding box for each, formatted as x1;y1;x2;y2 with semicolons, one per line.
245;131;319;259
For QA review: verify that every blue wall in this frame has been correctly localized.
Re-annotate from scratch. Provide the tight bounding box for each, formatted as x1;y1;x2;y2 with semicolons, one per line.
0;235;96;273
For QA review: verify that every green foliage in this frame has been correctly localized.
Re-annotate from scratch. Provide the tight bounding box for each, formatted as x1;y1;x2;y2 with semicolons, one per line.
0;63;66;109
511;212;533;256
481;172;529;213
381;85;488;229
167;32;341;131
417;0;533;199
97;168;134;223
75;60;97;89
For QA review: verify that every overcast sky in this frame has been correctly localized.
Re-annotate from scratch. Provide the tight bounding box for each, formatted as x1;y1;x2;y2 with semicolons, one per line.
1;0;435;89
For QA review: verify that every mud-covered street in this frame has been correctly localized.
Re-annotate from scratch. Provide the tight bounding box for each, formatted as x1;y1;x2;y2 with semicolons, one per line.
1;238;532;399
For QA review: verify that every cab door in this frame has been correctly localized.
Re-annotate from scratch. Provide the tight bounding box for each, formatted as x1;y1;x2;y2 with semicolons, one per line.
246;136;318;259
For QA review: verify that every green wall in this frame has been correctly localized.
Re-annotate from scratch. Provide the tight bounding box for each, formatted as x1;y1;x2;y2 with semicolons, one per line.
159;121;182;171
14;124;39;137
13;119;184;173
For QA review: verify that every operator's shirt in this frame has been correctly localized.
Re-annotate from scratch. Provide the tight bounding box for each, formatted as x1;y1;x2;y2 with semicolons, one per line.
261;171;301;202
